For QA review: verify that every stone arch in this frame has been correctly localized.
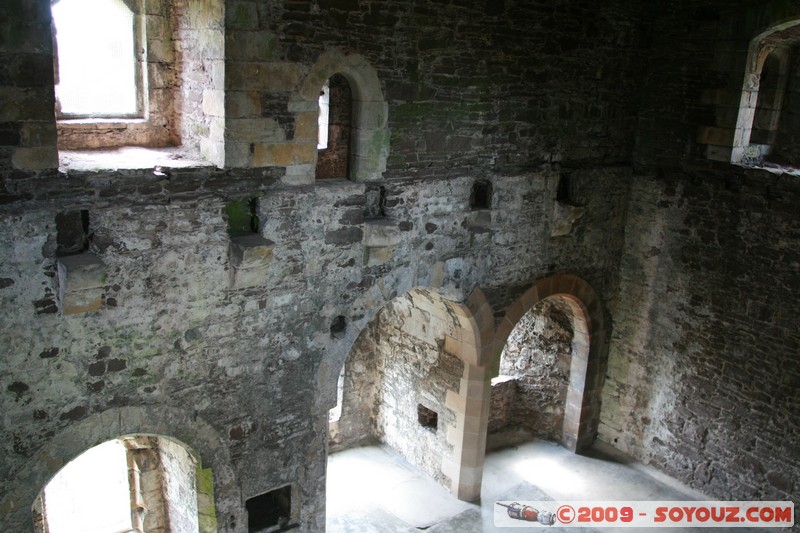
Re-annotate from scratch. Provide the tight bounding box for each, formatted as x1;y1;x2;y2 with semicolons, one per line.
298;49;389;182
33;435;207;533
327;285;494;502
493;274;607;453
732;19;800;164
1;406;239;533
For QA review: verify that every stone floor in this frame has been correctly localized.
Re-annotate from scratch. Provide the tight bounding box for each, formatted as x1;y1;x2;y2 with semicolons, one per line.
326;439;771;532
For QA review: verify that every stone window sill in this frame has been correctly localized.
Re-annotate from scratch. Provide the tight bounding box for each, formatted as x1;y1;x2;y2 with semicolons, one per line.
57;118;147;126
58;146;212;172
735;160;800;177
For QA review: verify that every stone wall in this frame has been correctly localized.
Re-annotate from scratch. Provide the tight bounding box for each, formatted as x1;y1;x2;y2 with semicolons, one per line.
601;168;800;502
0;0;58;171
160;438;200;533
0;0;735;531
223;0;643;176
0;163;630;531
487;376;515;436
374;294;463;487
175;0;226;163
599;0;800;506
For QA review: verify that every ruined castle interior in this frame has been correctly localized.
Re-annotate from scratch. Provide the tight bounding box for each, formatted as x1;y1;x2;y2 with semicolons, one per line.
1;0;798;531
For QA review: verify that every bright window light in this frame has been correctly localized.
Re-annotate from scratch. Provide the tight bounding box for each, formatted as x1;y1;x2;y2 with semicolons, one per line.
43;439;132;533
51;0;138;116
318;80;330;150
329;365;345;422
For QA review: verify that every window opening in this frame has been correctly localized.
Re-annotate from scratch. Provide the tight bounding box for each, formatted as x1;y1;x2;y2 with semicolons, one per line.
317;80;330;150
55;210;90;256
417;404;438;432
51;0;139;117
246;485;293;532
329;365;345;423
470;181;492;210
315;74;352;180
226;198;260;236
556;174;576;205
751;53;787;146
731;22;800;166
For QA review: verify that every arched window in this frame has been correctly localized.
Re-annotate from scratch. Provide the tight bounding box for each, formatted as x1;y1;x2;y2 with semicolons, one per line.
750;52;787;146
731;21;800;165
329;364;345;422
51;0;140;118
317;80;330;150
316;74;353;179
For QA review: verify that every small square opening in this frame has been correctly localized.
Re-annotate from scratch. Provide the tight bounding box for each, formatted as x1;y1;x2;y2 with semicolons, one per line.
469;181;492;210
55;210;90;256
226;198;259;236
556;174;573;204
417;404;438;432
246;485;293;532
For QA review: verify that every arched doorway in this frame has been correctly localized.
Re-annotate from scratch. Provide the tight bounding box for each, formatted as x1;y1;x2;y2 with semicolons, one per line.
33;435;213;533
731;20;800;164
329;287;493;501
0;406;234;533
492;275;607;453
489;297;578;450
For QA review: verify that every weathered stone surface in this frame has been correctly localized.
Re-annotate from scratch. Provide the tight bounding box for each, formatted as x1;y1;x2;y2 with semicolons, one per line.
252;141;316;167
1;1;797;532
228;234;275;289
363;219;400;248
551;202;585;237
57;254;106;315
11;147;58;170
599;171;800;502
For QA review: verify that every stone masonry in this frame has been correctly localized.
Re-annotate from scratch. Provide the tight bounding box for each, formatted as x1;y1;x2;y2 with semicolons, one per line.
1;0;798;531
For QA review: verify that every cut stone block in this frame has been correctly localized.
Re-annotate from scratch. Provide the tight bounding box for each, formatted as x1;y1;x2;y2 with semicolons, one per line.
364;245;396;266
363;219;400;246
364;219;400;266
229;234;274;289
57;254;106;315
466;209;491;232
551;201;585;237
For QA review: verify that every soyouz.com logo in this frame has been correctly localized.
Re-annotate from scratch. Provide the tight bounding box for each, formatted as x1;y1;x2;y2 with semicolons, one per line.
494;501;794;528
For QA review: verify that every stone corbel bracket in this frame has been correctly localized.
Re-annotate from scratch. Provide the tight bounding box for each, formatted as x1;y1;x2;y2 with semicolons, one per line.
363;220;400;266
229;234;275;290
57;253;106;315
551;201;585;237
465;209;491;233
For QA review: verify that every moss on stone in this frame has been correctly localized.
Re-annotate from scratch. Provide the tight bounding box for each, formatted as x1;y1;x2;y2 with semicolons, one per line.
196;466;218;532
225;199;258;234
